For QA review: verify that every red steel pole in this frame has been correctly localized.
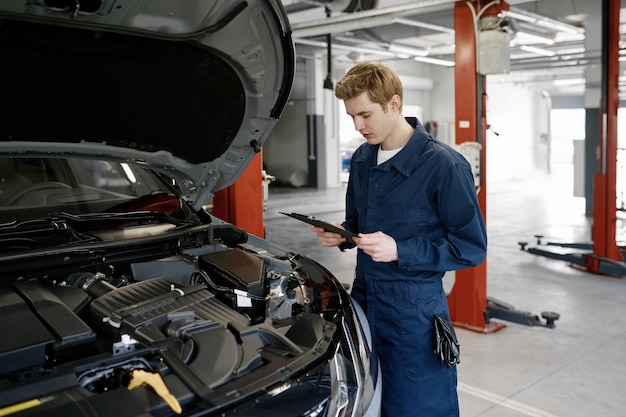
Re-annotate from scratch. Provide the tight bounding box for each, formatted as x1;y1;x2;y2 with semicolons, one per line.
448;0;508;333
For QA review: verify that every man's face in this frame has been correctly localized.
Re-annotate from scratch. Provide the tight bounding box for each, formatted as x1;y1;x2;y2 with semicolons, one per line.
343;91;397;148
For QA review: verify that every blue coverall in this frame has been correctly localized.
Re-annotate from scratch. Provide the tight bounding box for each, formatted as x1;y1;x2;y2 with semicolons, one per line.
341;119;487;417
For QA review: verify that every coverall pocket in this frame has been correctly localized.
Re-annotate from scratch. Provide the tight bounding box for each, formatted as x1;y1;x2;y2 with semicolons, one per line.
370;280;444;380
399;292;443;380
378;205;428;239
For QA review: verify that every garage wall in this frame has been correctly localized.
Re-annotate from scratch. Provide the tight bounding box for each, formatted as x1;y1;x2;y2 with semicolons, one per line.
428;65;551;183
486;82;550;183
264;57;437;187
427;64;456;145
263;59;311;187
265;56;552;188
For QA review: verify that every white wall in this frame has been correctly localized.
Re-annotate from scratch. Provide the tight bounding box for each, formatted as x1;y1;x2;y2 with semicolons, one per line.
406;62;550;183
486;81;549;183
425;64;456;145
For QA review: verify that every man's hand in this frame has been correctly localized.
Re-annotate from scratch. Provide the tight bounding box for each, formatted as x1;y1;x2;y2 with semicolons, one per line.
311;221;347;247
354;231;398;262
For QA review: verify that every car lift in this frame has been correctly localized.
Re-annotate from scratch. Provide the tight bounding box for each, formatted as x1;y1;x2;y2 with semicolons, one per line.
518;0;626;279
447;0;559;333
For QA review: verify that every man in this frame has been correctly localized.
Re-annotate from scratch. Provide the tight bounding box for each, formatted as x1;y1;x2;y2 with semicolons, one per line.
312;61;487;416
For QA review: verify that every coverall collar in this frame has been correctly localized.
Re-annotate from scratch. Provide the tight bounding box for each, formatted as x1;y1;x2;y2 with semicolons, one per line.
353;116;429;178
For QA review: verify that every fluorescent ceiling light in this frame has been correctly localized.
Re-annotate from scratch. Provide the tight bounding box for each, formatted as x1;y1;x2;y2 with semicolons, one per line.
514;31;555;45
388;43;429;57
502;9;584;35
556;46;586;55
413;56;455;67
502;10;537;24
392;17;454;34
520;45;556;57
537;20;583;35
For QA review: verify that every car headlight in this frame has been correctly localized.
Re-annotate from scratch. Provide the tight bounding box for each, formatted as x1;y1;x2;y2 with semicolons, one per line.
304;292;381;417
241;290;380;417
336;294;381;417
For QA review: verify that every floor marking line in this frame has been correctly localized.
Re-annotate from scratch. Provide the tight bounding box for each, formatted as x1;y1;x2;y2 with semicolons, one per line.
458;382;560;417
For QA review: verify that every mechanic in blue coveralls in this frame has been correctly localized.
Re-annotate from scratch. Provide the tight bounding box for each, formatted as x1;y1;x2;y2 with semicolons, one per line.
311;61;487;417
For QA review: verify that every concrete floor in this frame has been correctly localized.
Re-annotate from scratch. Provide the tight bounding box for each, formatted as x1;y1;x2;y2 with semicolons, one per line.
263;171;626;417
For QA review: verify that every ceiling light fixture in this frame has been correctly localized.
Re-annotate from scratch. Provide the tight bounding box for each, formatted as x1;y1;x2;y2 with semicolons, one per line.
513;31;555;45
538;21;584;36
556;46;586;55
388;43;429;57
520;45;556;57
413;56;455;67
502;9;584;36
392;17;455;34
501;10;536;24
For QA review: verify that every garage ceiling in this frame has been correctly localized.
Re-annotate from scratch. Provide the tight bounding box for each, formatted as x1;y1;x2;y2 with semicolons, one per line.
283;0;625;99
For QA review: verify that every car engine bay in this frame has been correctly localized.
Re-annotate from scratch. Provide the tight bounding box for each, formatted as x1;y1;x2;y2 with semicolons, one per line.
0;221;350;416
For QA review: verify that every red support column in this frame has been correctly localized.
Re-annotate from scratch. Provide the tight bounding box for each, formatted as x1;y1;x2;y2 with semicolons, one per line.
447;0;507;333
212;153;265;238
591;0;621;265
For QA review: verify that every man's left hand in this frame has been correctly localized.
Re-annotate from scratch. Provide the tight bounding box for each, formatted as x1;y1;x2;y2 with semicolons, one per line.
353;231;398;262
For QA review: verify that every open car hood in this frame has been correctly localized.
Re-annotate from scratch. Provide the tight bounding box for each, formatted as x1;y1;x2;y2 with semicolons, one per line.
0;0;294;210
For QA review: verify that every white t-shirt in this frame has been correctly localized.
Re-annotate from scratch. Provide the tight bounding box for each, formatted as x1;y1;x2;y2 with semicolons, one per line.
377;146;403;165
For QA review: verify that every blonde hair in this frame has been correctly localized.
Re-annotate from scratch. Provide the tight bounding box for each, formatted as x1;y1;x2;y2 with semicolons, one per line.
334;61;403;112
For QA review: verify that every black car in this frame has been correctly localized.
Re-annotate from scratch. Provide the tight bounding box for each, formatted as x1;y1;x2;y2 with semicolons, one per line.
0;1;381;416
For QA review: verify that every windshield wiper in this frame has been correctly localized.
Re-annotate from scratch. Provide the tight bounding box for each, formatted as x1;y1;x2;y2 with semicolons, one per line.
0;211;190;229
47;211;192;226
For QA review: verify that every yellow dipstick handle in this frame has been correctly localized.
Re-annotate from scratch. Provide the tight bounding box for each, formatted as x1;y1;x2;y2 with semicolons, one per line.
128;369;182;414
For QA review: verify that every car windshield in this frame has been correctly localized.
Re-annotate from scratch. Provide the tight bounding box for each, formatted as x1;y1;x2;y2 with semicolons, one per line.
0;156;178;219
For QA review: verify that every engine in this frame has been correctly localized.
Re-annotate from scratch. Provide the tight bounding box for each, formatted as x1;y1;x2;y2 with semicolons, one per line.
0;245;340;414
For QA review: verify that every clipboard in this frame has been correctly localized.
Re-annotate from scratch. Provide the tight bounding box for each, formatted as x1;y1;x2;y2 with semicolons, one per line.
279;212;357;243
